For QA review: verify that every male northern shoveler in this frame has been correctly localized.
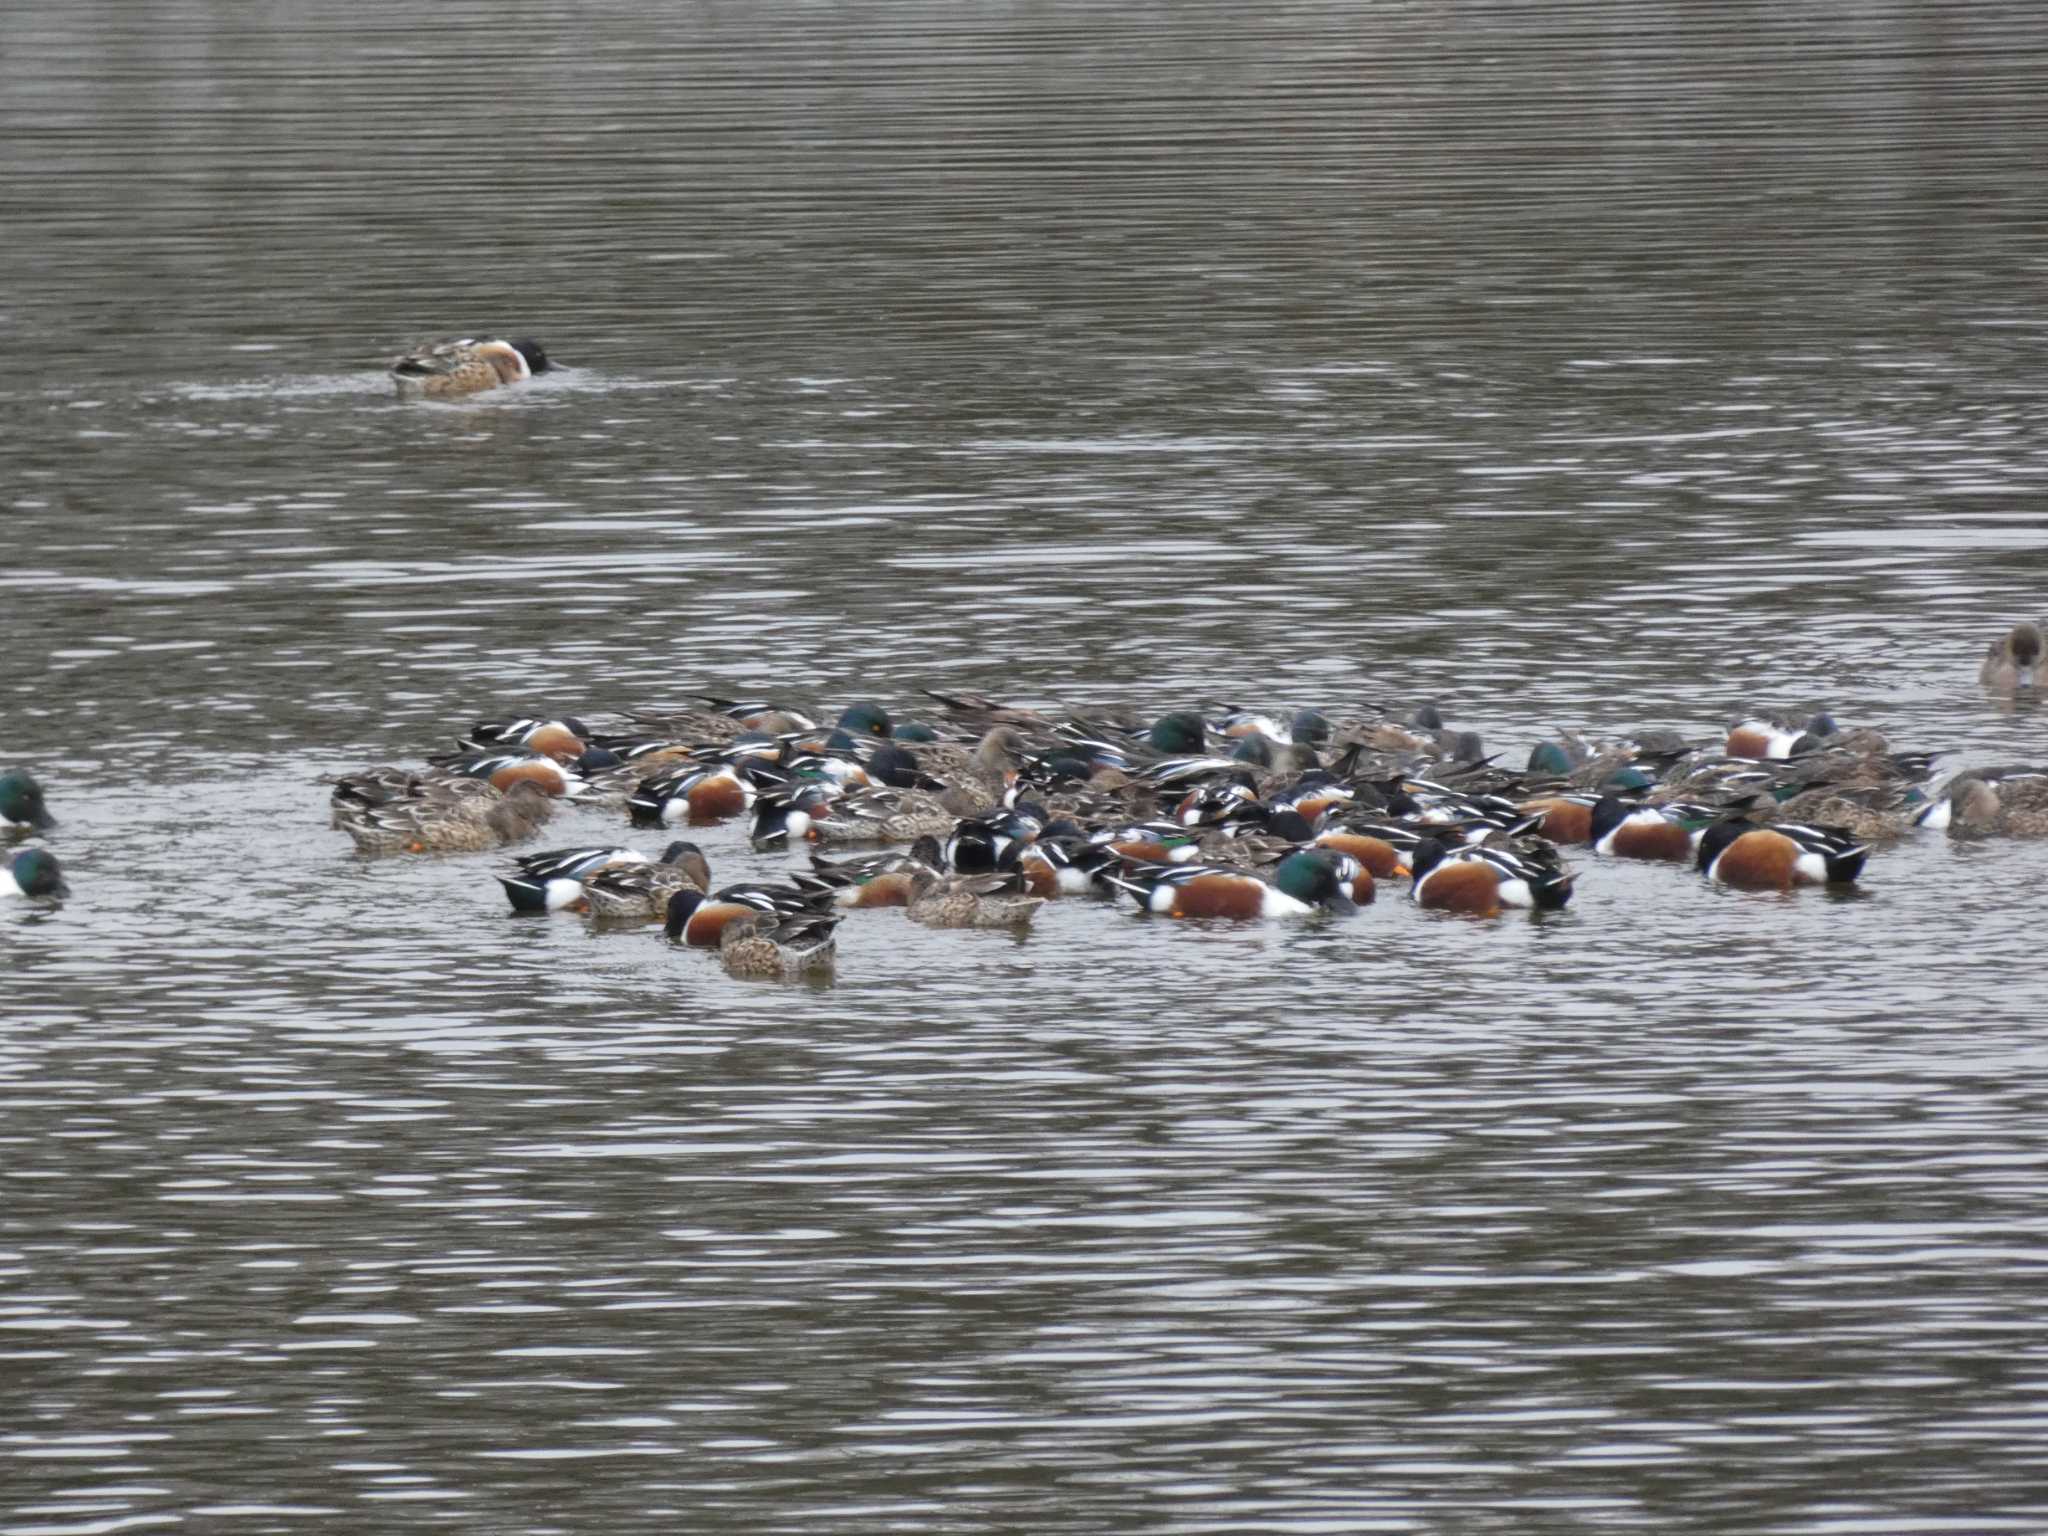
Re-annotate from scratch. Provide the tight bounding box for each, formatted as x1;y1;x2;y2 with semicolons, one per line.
391;337;551;400
0;769;55;832
797;839;945;908
1588;797;1702;862
718;910;840;978
664;883;824;947
1725;714;1829;762
1981;622;2045;693
904;868;1044;929
2;847;66;900
1410;838;1574;916
1696;819;1867;889
1104;849;1358;920
463;717;588;761
629;762;757;827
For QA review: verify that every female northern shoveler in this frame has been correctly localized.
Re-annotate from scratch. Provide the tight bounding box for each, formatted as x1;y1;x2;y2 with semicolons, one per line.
391;337;551;400
1103;849;1358;920
1981;622;2045;693
2;847;66;899
1410;838;1574;916
0;768;55;832
904;868;1044;929
1937;772;2048;838
753;785;958;848
582;842;712;919
1696;819;1867;889
335;776;554;854
718;910;840;978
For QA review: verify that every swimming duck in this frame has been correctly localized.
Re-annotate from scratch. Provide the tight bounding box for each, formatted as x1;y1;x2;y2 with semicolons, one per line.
1103;849;1357;920
903;868;1045;929
1409;838;1574;915
336;778;555;854
498;844;644;913
628;762;758;827
0;769;55;832
2;847;66;899
1937;772;2048;838
391;337;551;400
664;882;827;947
796;839;946;908
1980;622;2044;693
1696;819;1867;889
1588;797;1702;861
582;842;712;919
463;717;588;761
717;910;841;978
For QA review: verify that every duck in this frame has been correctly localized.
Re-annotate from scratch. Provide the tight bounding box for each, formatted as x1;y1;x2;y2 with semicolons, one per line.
1725;714;1829;762
1410;838;1574;915
391;337;551;400
717;910;841;978
664;882;827;947
903;868;1045;929
795;839;945;908
582;842;712;919
462;716;588;761
1981;622;2045;693
336;778;555;854
627;762;758;826
1937;771;2048;838
0;768;55;832
753;784;959;848
1587;797;1701;861
1102;849;1357;920
2;847;66;900
498;844;643;913
1696;818;1867;889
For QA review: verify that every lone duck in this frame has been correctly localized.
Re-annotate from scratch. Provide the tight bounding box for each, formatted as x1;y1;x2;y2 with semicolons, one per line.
1981;622;2044;693
391;337;551;400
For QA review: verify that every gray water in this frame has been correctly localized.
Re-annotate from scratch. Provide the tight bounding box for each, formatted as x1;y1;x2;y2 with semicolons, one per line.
7;3;2048;1531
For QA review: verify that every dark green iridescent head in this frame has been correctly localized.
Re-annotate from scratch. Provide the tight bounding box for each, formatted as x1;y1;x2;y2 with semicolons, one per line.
1526;740;1576;777
1288;709;1332;746
837;702;894;738
0;769;54;830
890;721;938;742
1147;711;1206;754
1271;849;1344;907
8;847;66;899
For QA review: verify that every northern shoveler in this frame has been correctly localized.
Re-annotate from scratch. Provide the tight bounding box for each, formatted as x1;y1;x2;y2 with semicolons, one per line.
1696;819;1867;889
391;337;551;400
583;841;712;919
463;717;588;761
1588;797;1702;861
904;868;1045;929
0;769;55;832
1410;838;1574;915
796;839;945;908
718;910;840;978
1981;622;2045;693
628;762;757;827
664;883;825;947
1937;771;2048;838
2;847;66;900
1103;849;1358;920
336;777;554;854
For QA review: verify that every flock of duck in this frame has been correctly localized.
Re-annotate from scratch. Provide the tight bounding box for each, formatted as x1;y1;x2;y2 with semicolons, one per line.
94;618;1998;976
7;624;2045;957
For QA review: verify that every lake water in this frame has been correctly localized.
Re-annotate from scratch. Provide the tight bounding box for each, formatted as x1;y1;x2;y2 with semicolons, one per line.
6;2;2048;1531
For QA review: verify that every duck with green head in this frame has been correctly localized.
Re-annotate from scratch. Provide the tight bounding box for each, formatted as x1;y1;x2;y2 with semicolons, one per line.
3;847;66;900
0;769;55;833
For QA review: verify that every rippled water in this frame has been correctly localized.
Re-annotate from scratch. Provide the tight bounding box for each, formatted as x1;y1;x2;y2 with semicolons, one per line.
7;2;2048;1530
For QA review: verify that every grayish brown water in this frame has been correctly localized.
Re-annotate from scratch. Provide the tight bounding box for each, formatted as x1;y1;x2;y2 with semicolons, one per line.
7;2;2048;1531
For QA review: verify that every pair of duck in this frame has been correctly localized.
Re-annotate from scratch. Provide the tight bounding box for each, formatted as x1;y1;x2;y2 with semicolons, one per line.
1;769;67;901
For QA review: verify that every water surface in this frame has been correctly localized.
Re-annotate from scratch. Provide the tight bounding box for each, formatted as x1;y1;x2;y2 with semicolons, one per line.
6;3;2048;1531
